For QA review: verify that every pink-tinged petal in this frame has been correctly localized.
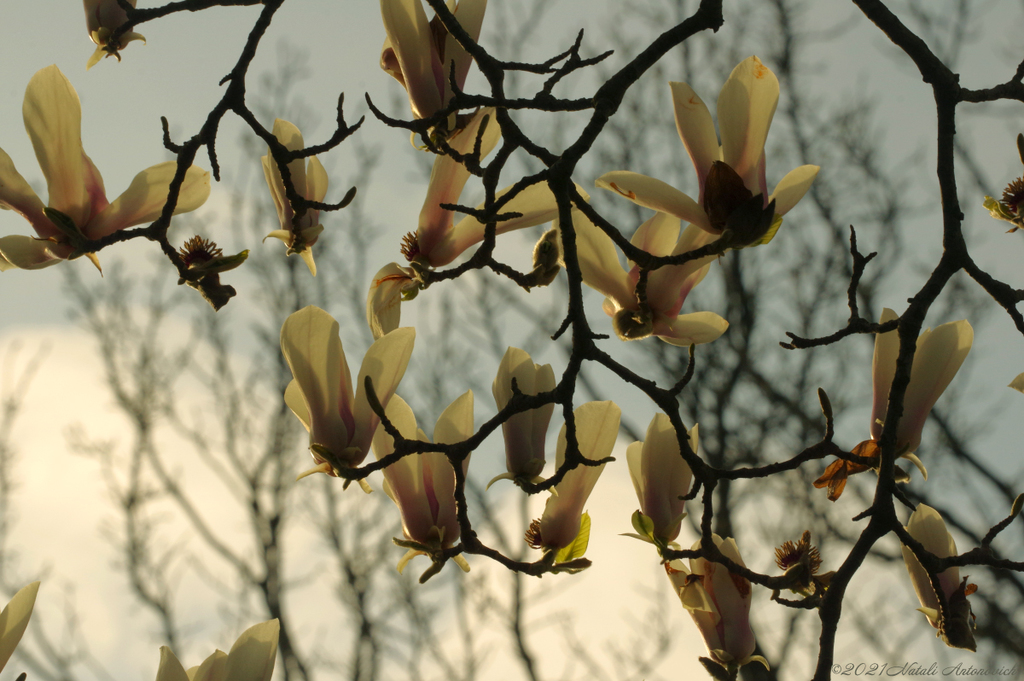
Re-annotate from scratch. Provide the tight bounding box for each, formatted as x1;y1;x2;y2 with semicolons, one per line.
653;311;729;347
870;308;900;442
81;151;110;224
629;211;680;260
352;327;416;457
717;56;779;191
373;395;435;542
156;647;190;681
705;538;755;663
367;262;416;340
280;306;352;457
571;208;635;311
431;181;559;267
22;66;91;227
493;348;553;478
380;0;443;119
0;235;69;271
186;651;227;681
0;581;39;673
769;165;819;216
443;0;487;101
899;319;972;454
636;413;693;542
670;81;720;198
223;620;279;681
647;222;718;316
417;107;500;258
596;171;713;233
539;401;619;549
429;390;473;542
0;147;53;238
87;163;211;239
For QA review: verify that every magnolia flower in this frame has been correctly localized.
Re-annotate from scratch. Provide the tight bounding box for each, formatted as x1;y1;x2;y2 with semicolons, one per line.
525;401;620;553
280;306;415;481
0;66;210;272
0;582;40;675
380;0;487;127
574;210;728;345
901;504;976;651
489;347;556;486
84;0;145;69
155;619;279;681
597;56;818;250
626;413;695;547
367;107;565;338
666;536;767;671
262;119;328;276
372;392;473;577
814;308;973;500
983;133;1024;233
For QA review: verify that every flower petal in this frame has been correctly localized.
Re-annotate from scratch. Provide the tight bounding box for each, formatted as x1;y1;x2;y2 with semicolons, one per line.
717;56;779;191
380;0;443;119
0;235;69;271
0;581;38;673
493;348;552;478
647;223;718;317
429;390;473;542
352;327;416;457
283;379;311;432
443;0;487;103
306;155;329;203
596;171;712;233
186;650;228;681
670;81;720;197
156;647;190;681
223;620;279;681
653;311;729;346
769;165;819;216
22;66;91;227
431;181;560;267
87;162;211;239
571;208;635;311
629;211;680;260
367;262;416;340
0;147;53;238
870;308;900;442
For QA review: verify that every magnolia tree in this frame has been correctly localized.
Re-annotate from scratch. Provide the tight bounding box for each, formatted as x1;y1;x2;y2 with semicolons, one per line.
1;0;1024;679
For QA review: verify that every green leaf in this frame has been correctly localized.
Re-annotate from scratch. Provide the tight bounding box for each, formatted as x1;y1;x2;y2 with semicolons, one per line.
555;512;591;563
751;212;783;247
43;207;83;240
1011;493;1024;520
631;509;655;540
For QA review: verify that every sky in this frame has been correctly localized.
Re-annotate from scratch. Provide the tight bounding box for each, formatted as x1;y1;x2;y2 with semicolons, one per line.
2;0;1024;680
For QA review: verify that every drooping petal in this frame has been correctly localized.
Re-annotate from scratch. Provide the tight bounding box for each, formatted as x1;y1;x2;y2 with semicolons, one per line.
0;235;70;271
769;165;819;216
280;306;351;457
899;320;973;454
367;262;416;340
717;56;779;192
22;66;92;228
87;163;211;239
417;107;500;259
870;308;900;442
222;620;279;681
0;581;39;673
571;209;635;311
653;311;729;346
596;171;713;233
670;81;720;198
352;327;417;459
380;0;444;119
431;181;560;267
0;147;53;238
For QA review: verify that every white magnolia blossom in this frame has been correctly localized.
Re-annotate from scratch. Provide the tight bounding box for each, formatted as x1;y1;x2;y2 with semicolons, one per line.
490;346;556;485
627;413;696;545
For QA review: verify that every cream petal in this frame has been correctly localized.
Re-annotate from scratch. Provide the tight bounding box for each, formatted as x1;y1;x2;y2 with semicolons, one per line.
647;223;718;317
1010;372;1024;394
429;390;473;541
431;181;560;267
23;66;91;228
903;504;958;620
223;620;279;681
367;263;415;340
638;413;692;542
626;441;644;501
629;211;680;260
899;319;973;454
352;327;416;457
0;235;69;270
271;119;307;196
769;165;819;216
306;155;329;204
156;647;190;681
417;107;500;258
870;308;900;442
280;306;351;456
187;650;227;681
571;208;635;311
0;147;54;238
87;163;211;239
717;56;779;188
0;581;38;673
380;0;443;118
261;154;288;227
596;171;713;233
283;379;311;432
373;395;434;541
670;81;720;194
444;0;487;100
653;311;729;346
